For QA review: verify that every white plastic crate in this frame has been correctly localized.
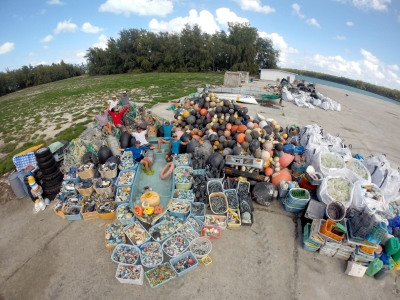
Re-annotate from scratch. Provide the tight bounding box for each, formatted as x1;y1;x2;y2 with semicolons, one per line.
115;264;144;285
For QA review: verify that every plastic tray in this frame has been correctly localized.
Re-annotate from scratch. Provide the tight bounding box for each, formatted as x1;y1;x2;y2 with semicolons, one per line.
111;244;140;265
201;225;221;239
115;187;132;205
105;223;126;251
172;189;195;202
190;202;205;219
224;189;239;209
170;251;198;277
176;221;199;242
139;242;164;268
123;222;151;246
145;262;177;288
115;170;136;187
115;264;144;285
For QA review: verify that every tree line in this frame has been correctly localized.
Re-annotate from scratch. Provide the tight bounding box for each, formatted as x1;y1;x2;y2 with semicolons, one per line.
0;61;85;97
283;68;400;102
85;22;280;75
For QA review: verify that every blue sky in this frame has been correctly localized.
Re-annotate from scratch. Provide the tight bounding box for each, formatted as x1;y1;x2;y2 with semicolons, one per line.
0;0;399;89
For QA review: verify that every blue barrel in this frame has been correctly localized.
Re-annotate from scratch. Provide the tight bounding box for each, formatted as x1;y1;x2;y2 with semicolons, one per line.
250;78;254;83
8;172;26;198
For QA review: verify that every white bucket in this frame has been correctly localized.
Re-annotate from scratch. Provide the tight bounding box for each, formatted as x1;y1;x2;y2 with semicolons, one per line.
364;204;377;215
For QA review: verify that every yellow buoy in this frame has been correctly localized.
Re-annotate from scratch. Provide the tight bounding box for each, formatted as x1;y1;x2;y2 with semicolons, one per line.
140;191;160;207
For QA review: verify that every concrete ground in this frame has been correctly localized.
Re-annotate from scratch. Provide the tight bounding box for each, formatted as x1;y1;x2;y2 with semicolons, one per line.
1;80;399;300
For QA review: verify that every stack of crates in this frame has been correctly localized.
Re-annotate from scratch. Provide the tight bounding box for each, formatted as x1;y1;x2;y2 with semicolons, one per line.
319;240;341;257
334;244;356;260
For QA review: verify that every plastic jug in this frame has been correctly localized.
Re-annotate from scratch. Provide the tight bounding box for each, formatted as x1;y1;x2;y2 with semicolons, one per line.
384;237;400;255
365;258;383;277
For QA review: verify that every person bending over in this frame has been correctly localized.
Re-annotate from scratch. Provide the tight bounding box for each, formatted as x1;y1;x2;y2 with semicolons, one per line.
118;141;155;175
87;109;112;135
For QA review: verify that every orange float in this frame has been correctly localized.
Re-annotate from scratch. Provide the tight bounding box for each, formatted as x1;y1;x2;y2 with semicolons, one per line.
200;108;207;116
154;206;163;214
194;104;201;112
236;133;246;144
226;123;232;131
134;206;143;217
237;124;247;133
268;150;274;157
264;167;273;176
253;123;259;128
271;168;292;187
231;125;238;133
214;141;219;146
279;153;294;168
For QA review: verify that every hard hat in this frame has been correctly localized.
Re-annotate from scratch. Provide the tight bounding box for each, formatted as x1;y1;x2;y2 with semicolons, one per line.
28;176;35;184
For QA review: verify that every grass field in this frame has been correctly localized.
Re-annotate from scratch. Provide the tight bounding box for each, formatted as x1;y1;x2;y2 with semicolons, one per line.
0;73;224;174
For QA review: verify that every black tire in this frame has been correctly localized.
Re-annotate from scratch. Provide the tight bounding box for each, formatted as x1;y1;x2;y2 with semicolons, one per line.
42;170;63;181
35;147;51;159
36;152;54;164
42;173;64;187
40;164;58;175
37;157;56;169
44;192;58;200
43;182;62;195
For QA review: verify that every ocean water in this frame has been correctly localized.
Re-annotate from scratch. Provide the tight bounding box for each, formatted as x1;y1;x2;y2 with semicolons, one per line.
295;75;399;105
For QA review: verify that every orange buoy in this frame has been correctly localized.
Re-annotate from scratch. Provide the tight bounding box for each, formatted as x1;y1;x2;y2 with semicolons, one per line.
236;133;246;144
237;124;247;133
200;108;207;116
160;162;174;179
264;167;273;176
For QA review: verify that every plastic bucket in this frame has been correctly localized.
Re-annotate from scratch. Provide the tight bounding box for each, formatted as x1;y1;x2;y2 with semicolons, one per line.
8;172;26;198
325;201;346;222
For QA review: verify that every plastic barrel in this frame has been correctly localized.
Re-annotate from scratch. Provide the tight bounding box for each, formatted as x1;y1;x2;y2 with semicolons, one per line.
16;172;30;197
8;172;27;198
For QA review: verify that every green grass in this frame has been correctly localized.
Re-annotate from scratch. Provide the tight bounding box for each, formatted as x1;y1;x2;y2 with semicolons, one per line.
0;73;224;175
1;143;17;153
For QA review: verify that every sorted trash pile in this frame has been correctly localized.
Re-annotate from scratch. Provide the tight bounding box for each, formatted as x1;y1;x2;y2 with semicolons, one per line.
10;87;399;286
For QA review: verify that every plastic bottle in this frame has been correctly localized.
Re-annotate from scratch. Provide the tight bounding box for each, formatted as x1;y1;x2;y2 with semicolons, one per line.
374;265;391;280
384;237;400;255
365;258;383;277
392;248;400;263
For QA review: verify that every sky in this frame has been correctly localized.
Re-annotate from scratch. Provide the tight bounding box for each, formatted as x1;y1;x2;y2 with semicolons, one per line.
0;0;400;90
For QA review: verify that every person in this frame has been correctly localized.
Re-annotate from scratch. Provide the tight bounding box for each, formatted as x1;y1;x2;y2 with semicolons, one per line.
164;133;189;162
108;105;132;134
103;94;119;111
156;118;173;152
86;109;112;135
132;126;149;146
115;89;137;109
118;141;155;175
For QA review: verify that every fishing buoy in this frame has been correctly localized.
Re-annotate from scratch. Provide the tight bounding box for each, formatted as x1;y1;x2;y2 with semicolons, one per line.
160;162;174;180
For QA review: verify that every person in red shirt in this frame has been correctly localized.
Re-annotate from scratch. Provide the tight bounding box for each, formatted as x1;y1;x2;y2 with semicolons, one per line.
108;106;132;134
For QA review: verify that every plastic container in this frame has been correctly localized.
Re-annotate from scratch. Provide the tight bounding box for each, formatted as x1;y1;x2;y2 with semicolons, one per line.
116;203;136;226
319;219;345;242
206;174;224;182
305;171;323;185
81;205;99;221
384;237;400;255
207;180;224;195
63;205;82;221
283;198;305;214
115;170;136;187
236;181;250;193
123;222;151;246
187;214;204;232
115;187;132;205
173;154;191;167
97;202;117;220
287;188;310;207
77;168;95;179
139;242;164;268
111;244;140;265
201;225;221;239
365;224;387;244
170;251;198;277
365;258;383;277
99;167;118;179
224;189;239;209
105;223;126;251
8;172;27;198
209;192;228;214
227;207;241;228
93;179;113;194
174;166;193;190
162;234;190;258
145;262;177;288
304;199;326;220
167;199;191;219
190;202;205;219
345;261;368;277
52;202;66;219
325;201;346;222
393;248;400;263
172;189;195;202
189;237;212;258
115;264;144;285
204;214;227;230
374;265;392;280
193;169;206;176
148;220;175;243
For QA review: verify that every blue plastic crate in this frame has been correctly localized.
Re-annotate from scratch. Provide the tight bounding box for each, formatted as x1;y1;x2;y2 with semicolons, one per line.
12;152;38;172
111;244;140;265
187;214;204;232
139;242;164;268
172;189;195;202
190;202;205;219
173;154;191;167
148;220;176;243
167;199;191;219
63;205;82;221
193;169;206;176
115;186;132;206
162;233;190;258
170;251;199;277
123;222;151;246
207;180;224;195
116;203;136;226
115;170;136;188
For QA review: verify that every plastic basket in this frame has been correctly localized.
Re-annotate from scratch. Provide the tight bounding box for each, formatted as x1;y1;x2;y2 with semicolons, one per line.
227;207;241;228
124;222;151;246
190;202;205;219
189;237;212;259
148;220;176;243
145;262;177;288
63;205;82;221
115;170;136;187
201;225;221;239
204;214;227;230
170;251;198;277
12;152;38;172
176;221;200;241
52;202;65;219
115;187;132;205
224;189;239;209
287;188;310;208
325;201;346;222
162;233;190;258
172;189;195;202
167;199;191;218
304;200;326;220
115;264;144;285
116;203;136;226
99;168;118;179
236;181;250;194
305;172;323;185
98;201;117;220
93;179;114;194
77;168;95;179
206;174;224;182
187;214;204;232
173;166;193;190
111;244;140;265
283;198;304;214
81;205;99;221
207;180;224;195
173;154;191;167
76;181;94;197
193;169;206;176
209;192;228;214
105;223;126;251
139;242;164;268
319;219;345;242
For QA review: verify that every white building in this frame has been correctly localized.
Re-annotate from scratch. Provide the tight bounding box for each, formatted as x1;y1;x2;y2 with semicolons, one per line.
259;69;297;83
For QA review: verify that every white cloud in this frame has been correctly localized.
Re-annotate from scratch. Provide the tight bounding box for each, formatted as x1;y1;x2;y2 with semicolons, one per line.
215;8;248;26
28;52;36;57
388;64;399;71
258;31;298;64
99;0;173;17
352;0;391;11
291;3;305;18
47;0;65;5
40;34;54;42
35;61;48;66
54;19;78;34
233;0;275;14
81;22;104;34
306;18;320;28
334;35;347;40
93;34;108;49
43;45;49;49
344;48;350;53
346;21;353;26
149;9;220;34
361;48;379;65
0;42;15;55
77;51;86;58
